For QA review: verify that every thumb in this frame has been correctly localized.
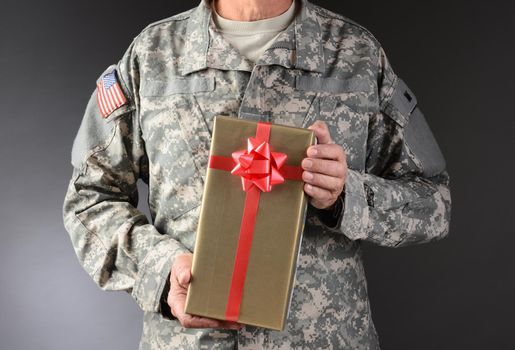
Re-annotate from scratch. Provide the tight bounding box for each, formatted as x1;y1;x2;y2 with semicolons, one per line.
308;121;333;144
177;265;191;287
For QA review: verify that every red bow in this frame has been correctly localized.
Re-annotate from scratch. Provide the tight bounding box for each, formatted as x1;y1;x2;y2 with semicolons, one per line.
230;137;287;192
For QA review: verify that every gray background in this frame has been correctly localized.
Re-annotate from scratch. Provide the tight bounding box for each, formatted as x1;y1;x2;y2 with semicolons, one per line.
1;0;513;349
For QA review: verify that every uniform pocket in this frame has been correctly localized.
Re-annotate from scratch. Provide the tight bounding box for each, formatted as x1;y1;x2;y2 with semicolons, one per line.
140;75;214;182
139;77;214;222
296;75;372;170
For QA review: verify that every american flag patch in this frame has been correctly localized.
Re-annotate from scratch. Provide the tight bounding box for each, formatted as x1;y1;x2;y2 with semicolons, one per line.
96;70;128;118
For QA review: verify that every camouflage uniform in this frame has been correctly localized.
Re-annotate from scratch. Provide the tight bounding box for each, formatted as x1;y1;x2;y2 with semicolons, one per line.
62;0;451;348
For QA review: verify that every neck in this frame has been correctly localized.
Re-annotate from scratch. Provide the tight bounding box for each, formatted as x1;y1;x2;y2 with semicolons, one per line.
213;0;294;21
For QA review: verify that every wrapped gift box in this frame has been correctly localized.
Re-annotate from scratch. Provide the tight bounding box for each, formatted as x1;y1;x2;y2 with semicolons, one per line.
185;115;316;330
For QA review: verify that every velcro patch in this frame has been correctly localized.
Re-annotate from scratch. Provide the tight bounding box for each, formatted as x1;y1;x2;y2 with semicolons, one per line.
391;78;418;117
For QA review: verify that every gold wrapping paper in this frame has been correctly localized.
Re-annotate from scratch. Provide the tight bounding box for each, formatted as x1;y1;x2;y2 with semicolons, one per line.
184;115;316;330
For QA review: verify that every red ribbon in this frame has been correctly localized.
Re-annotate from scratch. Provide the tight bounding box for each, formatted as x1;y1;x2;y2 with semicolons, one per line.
207;122;303;322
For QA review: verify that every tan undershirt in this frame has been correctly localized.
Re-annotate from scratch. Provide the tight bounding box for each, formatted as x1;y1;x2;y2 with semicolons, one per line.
211;0;296;63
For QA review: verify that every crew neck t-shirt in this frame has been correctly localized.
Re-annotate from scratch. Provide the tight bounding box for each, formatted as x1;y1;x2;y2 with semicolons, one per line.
211;0;296;63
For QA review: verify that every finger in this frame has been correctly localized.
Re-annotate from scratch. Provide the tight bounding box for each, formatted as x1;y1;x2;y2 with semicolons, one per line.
181;313;223;329
308;121;333;145
301;158;346;178
169;270;228;329
219;321;244;330
304;183;336;205
302;171;344;194
168;287;223;329
307;144;346;162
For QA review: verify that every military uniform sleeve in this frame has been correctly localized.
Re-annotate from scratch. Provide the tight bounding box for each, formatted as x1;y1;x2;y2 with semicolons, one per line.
62;38;189;316
324;46;452;247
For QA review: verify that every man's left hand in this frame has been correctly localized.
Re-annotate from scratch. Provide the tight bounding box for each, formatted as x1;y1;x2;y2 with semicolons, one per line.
302;121;347;210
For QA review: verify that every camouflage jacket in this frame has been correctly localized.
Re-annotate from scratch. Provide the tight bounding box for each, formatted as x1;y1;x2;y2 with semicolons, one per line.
62;0;451;348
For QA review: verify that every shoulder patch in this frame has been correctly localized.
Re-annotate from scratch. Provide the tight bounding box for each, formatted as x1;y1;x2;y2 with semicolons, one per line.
96;68;128;118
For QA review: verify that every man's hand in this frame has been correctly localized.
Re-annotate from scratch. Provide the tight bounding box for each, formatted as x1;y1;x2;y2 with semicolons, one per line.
167;253;241;329
302;121;347;210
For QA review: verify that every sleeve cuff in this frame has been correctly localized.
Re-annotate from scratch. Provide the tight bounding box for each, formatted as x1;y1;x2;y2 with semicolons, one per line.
313;194;345;230
131;236;190;313
158;271;174;319
339;169;370;241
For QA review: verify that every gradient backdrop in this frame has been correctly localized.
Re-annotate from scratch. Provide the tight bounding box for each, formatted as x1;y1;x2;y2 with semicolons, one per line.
1;0;513;349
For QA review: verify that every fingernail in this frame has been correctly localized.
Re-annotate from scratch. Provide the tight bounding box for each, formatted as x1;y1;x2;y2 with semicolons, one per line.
306;184;312;191
303;159;312;169
309;147;317;156
304;171;313;180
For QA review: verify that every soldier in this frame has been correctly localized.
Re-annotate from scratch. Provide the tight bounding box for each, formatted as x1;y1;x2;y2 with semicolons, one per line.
62;0;451;348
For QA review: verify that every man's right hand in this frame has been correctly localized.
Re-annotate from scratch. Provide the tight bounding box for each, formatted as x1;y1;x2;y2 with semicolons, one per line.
167;253;242;329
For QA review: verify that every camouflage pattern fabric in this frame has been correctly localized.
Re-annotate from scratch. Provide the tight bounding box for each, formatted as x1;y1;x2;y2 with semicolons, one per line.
62;0;451;348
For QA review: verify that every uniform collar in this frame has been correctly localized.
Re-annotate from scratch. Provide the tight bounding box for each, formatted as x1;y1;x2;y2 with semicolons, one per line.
179;0;326;75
